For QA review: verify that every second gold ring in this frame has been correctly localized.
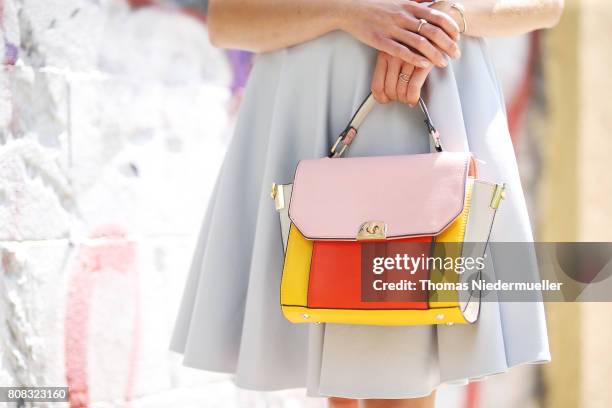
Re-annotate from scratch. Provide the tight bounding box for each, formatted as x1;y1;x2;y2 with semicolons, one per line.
417;18;428;34
399;72;411;83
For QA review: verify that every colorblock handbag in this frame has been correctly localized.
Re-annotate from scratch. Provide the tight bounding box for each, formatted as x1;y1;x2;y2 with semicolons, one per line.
271;93;506;326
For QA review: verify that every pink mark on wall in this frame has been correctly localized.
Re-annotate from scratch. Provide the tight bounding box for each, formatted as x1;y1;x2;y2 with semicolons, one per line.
463;381;481;408
64;225;141;407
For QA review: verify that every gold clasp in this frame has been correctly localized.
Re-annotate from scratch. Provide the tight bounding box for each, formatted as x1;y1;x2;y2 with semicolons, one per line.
357;221;387;240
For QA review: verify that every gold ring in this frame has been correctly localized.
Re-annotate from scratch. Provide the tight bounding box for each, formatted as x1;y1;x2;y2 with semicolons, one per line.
417;18;428;34
399;72;411;82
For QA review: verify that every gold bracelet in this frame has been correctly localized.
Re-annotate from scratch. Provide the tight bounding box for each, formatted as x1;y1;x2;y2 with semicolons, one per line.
431;0;468;34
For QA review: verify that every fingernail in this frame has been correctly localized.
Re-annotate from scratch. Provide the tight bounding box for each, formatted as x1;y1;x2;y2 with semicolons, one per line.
439;59;448;68
420;60;430;68
453;49;461;58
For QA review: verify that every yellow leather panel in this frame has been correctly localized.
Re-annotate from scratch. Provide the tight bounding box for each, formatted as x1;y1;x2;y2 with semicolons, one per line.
282;305;468;325
438;177;474;243
280;225;313;307
429;177;474;308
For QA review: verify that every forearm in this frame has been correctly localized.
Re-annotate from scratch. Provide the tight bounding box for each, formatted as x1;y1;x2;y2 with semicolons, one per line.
459;0;564;36
207;0;346;52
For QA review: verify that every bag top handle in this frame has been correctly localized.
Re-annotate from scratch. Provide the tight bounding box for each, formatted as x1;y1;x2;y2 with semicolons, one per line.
329;93;442;158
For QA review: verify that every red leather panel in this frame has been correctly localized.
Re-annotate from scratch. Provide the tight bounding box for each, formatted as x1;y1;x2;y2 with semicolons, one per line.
307;237;433;310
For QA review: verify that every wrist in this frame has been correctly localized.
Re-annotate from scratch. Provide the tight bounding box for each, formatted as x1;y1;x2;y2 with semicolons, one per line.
430;1;466;34
329;0;354;33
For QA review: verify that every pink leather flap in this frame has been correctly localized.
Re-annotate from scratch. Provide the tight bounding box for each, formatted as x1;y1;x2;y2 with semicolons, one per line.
288;152;472;240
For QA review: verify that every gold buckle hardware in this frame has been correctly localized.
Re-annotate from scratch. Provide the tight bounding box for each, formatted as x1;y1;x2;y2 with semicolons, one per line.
357;221;387;240
270;182;278;200
490;183;506;209
270;182;286;211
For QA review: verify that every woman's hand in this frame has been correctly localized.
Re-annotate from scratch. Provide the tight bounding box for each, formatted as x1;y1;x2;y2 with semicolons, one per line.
371;51;433;106
369;2;467;106
341;0;461;69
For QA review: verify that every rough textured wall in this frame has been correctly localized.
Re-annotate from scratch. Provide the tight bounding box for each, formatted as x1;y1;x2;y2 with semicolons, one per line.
0;1;322;406
0;1;540;407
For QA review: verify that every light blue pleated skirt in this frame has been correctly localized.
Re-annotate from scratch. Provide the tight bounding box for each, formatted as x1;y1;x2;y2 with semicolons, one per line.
169;31;550;399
